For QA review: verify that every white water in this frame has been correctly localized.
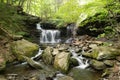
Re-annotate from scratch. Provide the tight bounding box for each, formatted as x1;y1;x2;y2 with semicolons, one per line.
70;49;89;69
21;48;43;65
31;48;43;59
53;73;65;80
37;23;61;43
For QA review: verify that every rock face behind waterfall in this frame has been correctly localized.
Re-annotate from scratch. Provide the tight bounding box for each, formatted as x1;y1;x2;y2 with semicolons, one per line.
11;39;39;61
54;52;70;73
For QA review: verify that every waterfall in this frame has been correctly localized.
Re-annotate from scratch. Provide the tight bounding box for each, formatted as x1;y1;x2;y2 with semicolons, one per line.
65;24;75;43
36;23;61;43
70;49;89;69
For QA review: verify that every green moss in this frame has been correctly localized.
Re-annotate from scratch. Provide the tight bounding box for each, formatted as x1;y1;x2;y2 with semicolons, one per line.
0;3;27;36
11;39;39;61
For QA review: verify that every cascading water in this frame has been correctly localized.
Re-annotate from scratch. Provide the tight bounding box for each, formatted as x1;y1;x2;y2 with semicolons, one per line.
37;23;61;43
65;24;75;43
70;49;89;69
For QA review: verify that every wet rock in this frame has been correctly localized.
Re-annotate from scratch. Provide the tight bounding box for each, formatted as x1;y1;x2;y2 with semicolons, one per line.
89;44;98;49
102;68;112;77
90;60;106;70
29;77;38;80
103;60;114;67
58;44;69;51
0;55;6;71
42;47;53;65
22;56;43;69
70;58;79;67
83;46;120;60
52;49;59;56
6;74;18;80
54;52;70;73
56;75;74;80
11;39;39;61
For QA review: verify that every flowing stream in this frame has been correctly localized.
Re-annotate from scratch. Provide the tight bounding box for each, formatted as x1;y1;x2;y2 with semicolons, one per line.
70;49;89;69
2;23;101;80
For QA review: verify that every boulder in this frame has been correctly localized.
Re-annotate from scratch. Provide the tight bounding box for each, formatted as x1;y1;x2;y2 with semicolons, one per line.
90;60;106;70
42;47;53;65
83;46;120;60
103;60;114;67
11;39;39;61
70;58;79;67
54;52;70;73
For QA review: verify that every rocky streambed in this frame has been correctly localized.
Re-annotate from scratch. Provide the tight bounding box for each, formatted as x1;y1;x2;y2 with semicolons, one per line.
0;34;120;80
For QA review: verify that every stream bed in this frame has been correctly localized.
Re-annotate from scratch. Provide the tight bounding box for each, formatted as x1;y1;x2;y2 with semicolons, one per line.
2;63;102;80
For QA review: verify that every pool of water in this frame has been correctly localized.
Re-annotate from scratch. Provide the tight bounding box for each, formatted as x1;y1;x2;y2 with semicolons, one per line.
68;68;102;80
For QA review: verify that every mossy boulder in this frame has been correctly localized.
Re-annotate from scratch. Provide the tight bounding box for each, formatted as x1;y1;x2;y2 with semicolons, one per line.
11;39;39;61
54;52;70;73
83;46;120;60
70;58;79;67
103;60;114;67
90;60;106;70
42;46;53;65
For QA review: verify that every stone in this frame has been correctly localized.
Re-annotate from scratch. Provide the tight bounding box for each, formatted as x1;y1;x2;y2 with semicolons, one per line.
11;39;39;61
22;56;43;69
57;76;74;80
90;60;106;70
54;52;70;73
89;44;97;49
70;58;79;67
102;68;112;77
42;47;53;65
103;60;114;67
83;46;120;60
58;44;69;51
52;49;59;56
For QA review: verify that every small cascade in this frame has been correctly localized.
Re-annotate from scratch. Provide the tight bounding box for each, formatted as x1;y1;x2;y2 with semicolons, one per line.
65;24;75;43
31;48;43;60
36;23;61;44
70;49;89;69
21;48;43;65
65;38;73;43
66;24;75;37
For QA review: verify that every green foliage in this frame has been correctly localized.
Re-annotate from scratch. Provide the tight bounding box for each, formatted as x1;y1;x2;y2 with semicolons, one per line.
0;3;26;35
78;0;120;37
51;0;110;27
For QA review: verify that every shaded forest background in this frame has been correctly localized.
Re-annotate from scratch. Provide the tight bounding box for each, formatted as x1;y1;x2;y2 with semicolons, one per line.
0;0;120;38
